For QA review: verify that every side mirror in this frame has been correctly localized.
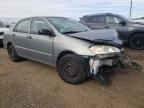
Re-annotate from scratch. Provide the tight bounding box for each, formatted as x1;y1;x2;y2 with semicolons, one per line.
119;21;127;26
39;29;53;36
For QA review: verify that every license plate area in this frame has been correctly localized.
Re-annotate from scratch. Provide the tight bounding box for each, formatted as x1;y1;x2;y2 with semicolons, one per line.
102;59;120;66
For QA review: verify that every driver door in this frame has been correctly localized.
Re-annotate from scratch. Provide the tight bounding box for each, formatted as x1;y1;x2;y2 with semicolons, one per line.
27;18;54;65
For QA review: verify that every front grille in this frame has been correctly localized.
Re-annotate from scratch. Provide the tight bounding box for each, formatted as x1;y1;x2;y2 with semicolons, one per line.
109;55;121;59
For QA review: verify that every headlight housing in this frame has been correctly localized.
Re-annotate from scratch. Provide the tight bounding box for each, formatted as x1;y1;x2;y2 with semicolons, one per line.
89;45;121;55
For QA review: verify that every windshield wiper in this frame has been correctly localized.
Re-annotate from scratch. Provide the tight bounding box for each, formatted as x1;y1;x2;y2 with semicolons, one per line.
62;31;80;34
62;30;89;34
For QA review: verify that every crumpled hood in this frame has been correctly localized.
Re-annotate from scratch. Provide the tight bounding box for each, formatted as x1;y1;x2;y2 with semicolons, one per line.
68;29;123;47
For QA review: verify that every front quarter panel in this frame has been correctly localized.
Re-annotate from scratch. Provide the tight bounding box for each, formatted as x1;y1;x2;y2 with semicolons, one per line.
53;34;95;66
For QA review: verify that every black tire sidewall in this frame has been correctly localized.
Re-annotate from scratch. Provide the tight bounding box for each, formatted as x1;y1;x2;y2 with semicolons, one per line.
57;54;87;84
8;44;19;61
129;34;144;50
0;40;3;47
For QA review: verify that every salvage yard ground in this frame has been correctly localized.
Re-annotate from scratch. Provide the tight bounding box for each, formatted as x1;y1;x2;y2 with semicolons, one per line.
0;48;144;108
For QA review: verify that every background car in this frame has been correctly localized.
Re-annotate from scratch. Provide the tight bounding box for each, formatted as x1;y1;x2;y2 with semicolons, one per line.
80;13;144;50
0;17;20;26
0;20;9;47
133;19;144;23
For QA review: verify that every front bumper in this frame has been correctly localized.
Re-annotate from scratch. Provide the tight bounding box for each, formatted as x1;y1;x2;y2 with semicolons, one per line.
89;52;123;76
88;50;142;85
88;53;123;85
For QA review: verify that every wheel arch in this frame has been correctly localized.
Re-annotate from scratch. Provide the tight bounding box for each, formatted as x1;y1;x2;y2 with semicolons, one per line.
128;31;144;43
56;50;76;66
7;42;12;49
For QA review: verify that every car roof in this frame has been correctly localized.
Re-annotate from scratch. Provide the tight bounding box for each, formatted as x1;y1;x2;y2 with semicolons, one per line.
17;16;70;23
81;13;118;18
20;16;68;20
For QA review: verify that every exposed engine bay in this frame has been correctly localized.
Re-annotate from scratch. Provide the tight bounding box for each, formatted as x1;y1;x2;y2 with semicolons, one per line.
88;50;142;85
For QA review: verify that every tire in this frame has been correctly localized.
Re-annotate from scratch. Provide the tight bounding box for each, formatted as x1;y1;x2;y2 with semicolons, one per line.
0;40;3;47
7;44;21;62
57;54;88;84
129;34;144;50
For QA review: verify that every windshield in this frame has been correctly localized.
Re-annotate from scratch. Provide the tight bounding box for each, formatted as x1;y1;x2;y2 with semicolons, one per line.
47;17;91;34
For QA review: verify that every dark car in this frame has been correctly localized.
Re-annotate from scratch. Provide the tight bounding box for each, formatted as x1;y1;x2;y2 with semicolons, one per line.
80;13;144;50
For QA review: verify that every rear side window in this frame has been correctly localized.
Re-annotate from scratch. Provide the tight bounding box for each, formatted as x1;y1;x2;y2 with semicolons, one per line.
87;16;105;23
31;19;49;34
14;19;31;33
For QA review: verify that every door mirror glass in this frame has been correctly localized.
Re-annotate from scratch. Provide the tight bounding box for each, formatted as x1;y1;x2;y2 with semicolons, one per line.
119;21;127;26
39;29;53;36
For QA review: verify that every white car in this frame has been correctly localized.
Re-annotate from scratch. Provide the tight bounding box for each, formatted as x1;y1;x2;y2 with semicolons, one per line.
0;20;9;46
133;19;144;23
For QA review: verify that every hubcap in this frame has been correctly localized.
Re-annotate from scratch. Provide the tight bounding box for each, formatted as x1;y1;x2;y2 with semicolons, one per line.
63;61;80;78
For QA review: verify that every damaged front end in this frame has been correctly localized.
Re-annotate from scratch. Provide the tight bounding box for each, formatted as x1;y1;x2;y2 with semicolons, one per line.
88;45;142;85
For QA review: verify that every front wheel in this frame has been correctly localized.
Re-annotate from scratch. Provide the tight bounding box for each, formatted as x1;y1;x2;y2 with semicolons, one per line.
129;34;144;50
57;54;87;84
7;44;21;62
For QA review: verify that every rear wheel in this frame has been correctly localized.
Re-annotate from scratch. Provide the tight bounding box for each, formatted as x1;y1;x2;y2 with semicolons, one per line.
129;34;144;50
57;54;87;84
7;44;21;62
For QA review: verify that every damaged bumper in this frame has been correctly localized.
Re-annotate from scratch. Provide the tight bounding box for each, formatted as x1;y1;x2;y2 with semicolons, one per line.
88;50;142;85
89;52;122;76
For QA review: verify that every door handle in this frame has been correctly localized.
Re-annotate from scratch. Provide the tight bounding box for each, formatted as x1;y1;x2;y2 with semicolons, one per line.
105;26;109;28
27;36;32;39
12;34;15;36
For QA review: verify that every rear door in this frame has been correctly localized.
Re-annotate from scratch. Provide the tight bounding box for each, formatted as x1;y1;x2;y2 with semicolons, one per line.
27;18;54;65
84;15;106;29
12;19;31;57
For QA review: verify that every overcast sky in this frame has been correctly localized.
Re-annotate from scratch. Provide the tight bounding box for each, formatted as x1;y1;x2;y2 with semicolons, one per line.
0;0;144;20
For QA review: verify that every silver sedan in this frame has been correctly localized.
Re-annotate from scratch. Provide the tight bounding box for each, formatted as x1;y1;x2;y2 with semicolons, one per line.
3;17;125;85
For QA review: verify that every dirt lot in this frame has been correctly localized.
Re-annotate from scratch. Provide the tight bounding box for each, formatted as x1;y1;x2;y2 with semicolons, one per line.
0;48;144;108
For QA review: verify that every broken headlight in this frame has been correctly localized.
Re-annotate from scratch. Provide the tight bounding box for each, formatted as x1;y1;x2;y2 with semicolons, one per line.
89;45;121;55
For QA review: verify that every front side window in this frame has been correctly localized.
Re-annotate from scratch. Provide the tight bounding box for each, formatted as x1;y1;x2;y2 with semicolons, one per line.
31;19;49;34
106;16;122;24
87;16;105;23
15;19;31;33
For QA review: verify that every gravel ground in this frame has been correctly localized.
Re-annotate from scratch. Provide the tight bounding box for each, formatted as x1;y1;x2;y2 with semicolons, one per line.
0;48;144;108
